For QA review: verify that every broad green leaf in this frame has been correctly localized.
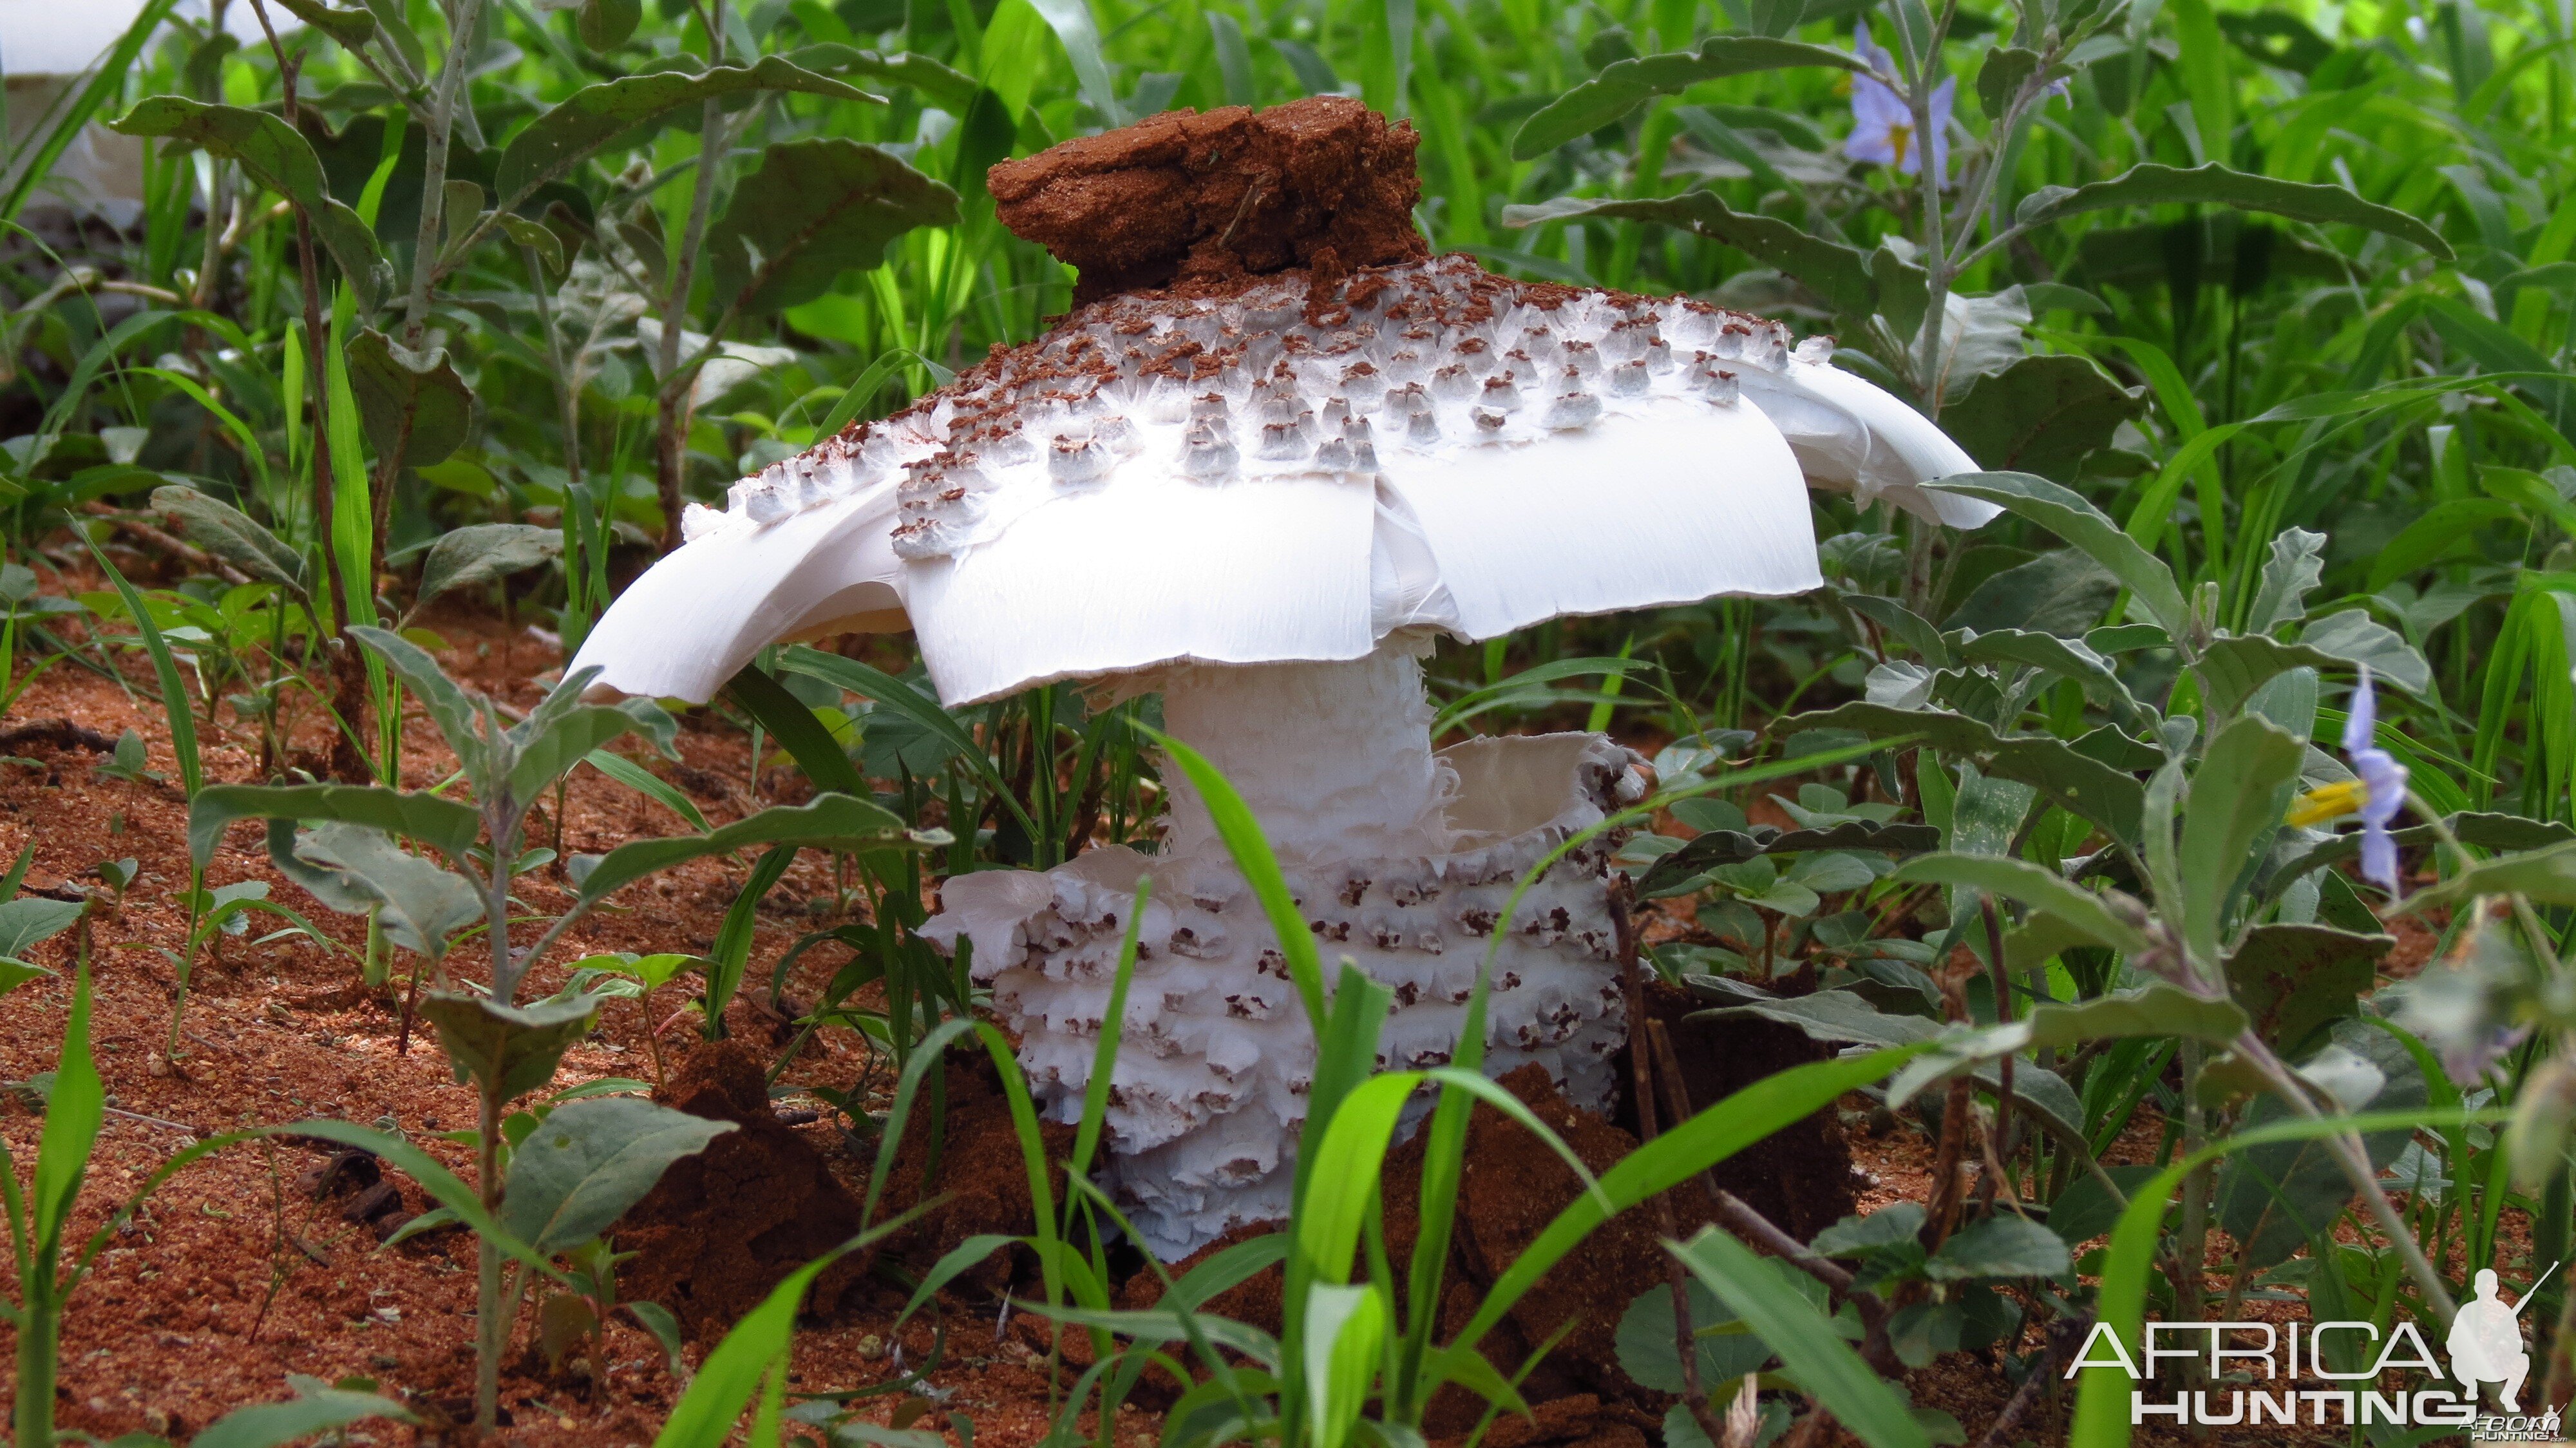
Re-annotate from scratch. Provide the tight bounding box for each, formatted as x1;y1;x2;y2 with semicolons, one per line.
1840;592;1952;665
2177;716;2304;971
1691;988;1940;1047
2012;162;2454;260
0;897;84;960
347;329;471;473
1510;38;1866;158
1975;46;2043;122
107;97;392;308
415;524;564;610
504;694;677;806
1889;854;2151;957
194;1385;419;1448
1921;473;2190;636
2279;812;2575;891
575;0;641;48
2400;837;2576;913
346;625;487;776
573;794;915;906
1615;1280;1772;1391
2224;924;2385;1051
1942;551;2119;640
1637;819;1938;899
1023;0;1124;124
706;139;960;316
1673;1228;1927;1448
2297;610;2433;695
190;783;482;868
782;44;983;113
499;1096;735;1254
271;0;378;47
1786;701;2145;846
149;485;307;595
1941;355;2145;481
723;665;868;797
1956;629;2150;725
418;990;601;1101
1504;193;1875;318
270;821;481;961
493;58;881;205
2020;984;2248;1050
2248;528;2328;634
1881;984;2246;1114
1814;1202;1928;1256
1924;1214;2071;1281
2195;634;2349;718
0;958;56;998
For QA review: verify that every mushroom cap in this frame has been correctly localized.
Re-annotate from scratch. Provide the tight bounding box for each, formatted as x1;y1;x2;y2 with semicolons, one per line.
569;100;1996;707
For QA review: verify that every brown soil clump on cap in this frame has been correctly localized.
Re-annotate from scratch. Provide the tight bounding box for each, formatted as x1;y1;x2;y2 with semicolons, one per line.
988;95;1429;305
613;1038;867;1338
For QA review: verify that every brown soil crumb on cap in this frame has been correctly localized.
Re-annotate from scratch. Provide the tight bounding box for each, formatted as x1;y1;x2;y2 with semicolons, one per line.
988;95;1429;305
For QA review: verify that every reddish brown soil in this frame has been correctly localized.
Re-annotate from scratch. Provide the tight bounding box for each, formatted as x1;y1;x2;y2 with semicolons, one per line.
988;96;1428;305
614;1040;871;1339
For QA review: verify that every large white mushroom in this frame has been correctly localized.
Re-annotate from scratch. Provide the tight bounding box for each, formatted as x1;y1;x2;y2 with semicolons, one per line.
569;97;1995;1257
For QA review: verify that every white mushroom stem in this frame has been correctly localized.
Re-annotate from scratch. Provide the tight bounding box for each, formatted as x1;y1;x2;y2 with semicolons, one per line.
925;638;1647;1258
1153;645;1455;866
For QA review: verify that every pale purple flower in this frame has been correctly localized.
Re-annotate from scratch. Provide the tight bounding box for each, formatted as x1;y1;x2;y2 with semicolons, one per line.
2444;1024;2530;1089
2345;669;2410;894
1846;26;1953;183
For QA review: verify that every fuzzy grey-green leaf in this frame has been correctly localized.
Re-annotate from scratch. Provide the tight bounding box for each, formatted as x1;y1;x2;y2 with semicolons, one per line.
707;139;960;317
1511;38;1867;158
499;1096;735;1254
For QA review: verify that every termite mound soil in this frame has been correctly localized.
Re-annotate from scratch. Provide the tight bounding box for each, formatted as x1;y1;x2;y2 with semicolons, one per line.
1610;977;1859;1243
987;94;1428;304
613;1039;871;1338
876;1047;1080;1295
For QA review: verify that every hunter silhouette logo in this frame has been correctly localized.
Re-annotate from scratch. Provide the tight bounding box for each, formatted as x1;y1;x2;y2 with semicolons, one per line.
2448;1266;2545;1411
2065;1261;2564;1435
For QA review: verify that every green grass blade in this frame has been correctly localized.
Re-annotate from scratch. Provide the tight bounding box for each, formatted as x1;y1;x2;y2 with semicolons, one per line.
583;748;711;832
32;957;104;1243
1675;1228;1926;1448
82;538;201;797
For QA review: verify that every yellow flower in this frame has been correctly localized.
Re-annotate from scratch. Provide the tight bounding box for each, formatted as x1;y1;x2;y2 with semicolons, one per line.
2286;778;2368;828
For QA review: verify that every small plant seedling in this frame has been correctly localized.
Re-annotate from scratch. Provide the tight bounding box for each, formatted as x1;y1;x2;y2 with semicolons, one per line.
91;728;163;785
